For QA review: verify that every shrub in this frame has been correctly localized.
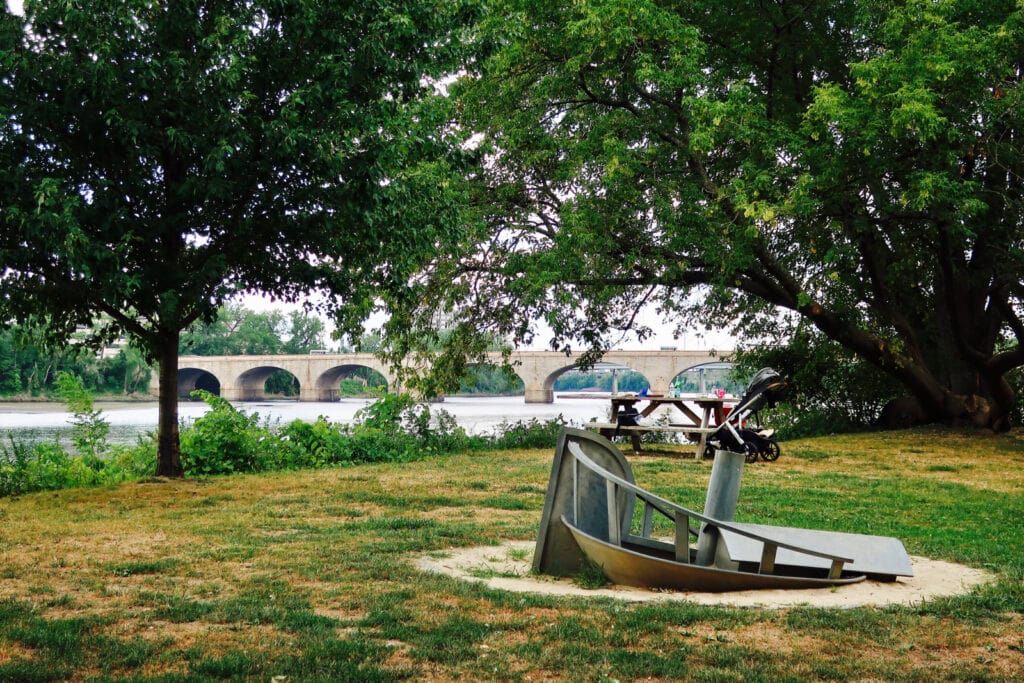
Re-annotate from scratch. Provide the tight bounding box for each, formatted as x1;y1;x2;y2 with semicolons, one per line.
1;390;572;496
354;392;430;437
0;435;147;497
280;417;351;469
55;371;109;462
0;439;70;495
110;438;158;479
180;391;280;476
487;416;566;450
733;326;901;437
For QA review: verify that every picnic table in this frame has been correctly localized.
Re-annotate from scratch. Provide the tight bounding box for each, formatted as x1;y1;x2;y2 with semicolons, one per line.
585;394;736;458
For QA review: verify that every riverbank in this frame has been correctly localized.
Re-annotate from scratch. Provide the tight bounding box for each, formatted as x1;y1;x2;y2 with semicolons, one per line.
1;395;613;442
0;395;156;406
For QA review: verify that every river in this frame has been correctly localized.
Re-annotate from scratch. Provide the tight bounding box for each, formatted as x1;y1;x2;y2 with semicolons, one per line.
0;395;615;445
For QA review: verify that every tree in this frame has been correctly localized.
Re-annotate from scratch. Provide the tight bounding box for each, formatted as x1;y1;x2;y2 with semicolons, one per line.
0;336;19;394
0;0;475;475
427;0;1024;429
98;346;151;396
282;310;326;354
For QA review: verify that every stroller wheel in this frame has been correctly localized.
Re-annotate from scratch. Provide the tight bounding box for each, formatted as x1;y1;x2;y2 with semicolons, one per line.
762;441;781;462
743;442;759;463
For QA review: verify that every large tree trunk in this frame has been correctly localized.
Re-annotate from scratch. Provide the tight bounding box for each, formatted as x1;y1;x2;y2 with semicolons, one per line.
875;353;1015;431
802;302;1016;431
155;330;184;477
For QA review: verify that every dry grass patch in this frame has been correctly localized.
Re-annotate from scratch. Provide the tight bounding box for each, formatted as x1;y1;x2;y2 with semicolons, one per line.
0;429;1020;681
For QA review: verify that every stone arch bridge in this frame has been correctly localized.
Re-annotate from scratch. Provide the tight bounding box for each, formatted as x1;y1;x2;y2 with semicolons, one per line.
169;349;731;404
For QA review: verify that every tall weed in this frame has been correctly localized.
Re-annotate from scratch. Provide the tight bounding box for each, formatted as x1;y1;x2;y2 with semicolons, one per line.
55;371;109;463
0;435;145;497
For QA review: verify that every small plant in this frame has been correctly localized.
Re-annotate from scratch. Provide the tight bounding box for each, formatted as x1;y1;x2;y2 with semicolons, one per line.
573;558;610;589
55;371;109;464
506;546;531;562
488;417;566;450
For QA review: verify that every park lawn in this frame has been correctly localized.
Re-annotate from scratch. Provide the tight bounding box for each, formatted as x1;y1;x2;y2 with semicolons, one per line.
0;427;1021;681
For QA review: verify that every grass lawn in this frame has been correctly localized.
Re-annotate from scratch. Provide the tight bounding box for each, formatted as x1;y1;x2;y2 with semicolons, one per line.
0;426;1022;681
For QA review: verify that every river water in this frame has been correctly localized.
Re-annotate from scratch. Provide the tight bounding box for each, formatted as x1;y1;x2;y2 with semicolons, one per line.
0;395;616;445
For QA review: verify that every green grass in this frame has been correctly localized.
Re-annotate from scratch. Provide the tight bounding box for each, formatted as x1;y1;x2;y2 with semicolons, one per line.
0;427;1021;681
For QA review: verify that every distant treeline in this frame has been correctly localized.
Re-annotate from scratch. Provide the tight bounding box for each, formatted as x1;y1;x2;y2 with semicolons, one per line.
0;326;151;398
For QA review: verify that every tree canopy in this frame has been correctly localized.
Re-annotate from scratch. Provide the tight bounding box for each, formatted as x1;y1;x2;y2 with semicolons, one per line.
179;305;327;356
418;0;1024;429
0;0;476;474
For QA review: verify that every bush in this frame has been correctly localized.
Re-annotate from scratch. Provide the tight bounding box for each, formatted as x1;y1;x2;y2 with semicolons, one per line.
733;325;902;438
1;390;572;496
487;416;566;450
280;417;351;469
0;435;149;497
180;391;280;476
354;392;430;437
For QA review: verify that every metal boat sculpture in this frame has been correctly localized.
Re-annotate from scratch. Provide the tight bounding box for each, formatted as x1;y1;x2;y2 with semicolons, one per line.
534;428;913;592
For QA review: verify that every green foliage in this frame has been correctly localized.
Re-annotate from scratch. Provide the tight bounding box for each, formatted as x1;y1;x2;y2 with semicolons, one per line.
487;416;567;450
280;417;352;469
0;0;479;475
0;434;152;497
180;391;278;476
356;393;431;438
180;305;328;356
55;372;109;463
0;375;157;495
175;391;565;479
458;364;525;395
572;558;611;590
1;389;566;495
415;0;1024;430
0;325;151;398
734;325;904;437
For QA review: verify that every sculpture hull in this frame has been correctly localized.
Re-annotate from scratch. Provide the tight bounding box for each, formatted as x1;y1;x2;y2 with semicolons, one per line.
564;517;867;593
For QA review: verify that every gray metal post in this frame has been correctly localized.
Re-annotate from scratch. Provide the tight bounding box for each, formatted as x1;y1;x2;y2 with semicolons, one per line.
695;450;745;566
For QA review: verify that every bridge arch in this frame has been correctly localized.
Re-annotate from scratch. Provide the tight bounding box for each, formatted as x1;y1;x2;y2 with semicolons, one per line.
544;363;653;397
178;367;222;398
313;364;389;401
234;365;301;401
670;362;740;396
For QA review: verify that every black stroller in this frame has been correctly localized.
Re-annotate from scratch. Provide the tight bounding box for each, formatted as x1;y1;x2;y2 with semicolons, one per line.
705;368;785;463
